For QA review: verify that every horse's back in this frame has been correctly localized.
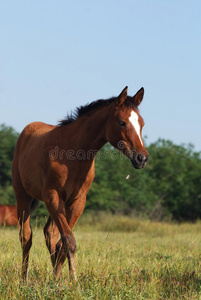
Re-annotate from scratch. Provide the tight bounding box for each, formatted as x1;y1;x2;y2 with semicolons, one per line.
12;122;56;199
13;121;56;166
14;122;55;154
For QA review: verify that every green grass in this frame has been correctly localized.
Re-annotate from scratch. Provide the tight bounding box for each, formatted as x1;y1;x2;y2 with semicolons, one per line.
1;216;201;299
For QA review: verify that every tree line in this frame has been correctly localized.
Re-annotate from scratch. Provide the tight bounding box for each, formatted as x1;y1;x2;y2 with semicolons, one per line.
0;124;201;221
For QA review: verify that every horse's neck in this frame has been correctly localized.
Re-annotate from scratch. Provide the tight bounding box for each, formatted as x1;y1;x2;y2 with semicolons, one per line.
59;105;111;153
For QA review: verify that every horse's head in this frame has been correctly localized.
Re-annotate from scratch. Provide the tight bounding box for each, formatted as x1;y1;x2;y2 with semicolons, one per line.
106;86;149;169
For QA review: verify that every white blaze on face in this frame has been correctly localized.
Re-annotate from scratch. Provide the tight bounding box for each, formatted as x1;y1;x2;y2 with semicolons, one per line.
129;110;143;146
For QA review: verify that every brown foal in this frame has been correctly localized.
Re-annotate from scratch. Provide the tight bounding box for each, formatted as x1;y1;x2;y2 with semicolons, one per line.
12;86;149;281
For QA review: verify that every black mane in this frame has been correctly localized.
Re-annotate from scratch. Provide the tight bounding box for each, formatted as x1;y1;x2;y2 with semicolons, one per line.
58;96;137;126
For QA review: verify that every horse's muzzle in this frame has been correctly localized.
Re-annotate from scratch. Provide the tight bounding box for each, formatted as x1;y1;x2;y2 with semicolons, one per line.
131;152;149;169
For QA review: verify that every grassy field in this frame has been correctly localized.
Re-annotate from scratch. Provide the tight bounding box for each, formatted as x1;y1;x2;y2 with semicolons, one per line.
1;215;201;299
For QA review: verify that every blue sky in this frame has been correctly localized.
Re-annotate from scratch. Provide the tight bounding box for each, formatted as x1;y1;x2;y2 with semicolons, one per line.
0;1;201;151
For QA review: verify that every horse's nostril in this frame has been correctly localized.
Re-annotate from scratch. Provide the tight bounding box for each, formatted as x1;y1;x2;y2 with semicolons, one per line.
138;153;143;163
137;153;149;163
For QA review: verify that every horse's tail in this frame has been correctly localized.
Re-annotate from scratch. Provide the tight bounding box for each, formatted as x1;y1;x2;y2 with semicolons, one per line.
31;199;38;212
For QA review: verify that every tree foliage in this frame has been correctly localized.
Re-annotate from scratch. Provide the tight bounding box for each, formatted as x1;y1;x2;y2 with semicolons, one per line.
87;141;201;221
0;124;201;221
0;124;19;204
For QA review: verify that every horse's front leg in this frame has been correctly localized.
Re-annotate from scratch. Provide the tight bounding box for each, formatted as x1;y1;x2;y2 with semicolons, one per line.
55;232;77;281
44;190;77;281
65;196;86;280
44;216;59;268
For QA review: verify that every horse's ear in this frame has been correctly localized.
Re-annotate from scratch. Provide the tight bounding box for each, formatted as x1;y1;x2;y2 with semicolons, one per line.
133;87;144;106
115;86;128;106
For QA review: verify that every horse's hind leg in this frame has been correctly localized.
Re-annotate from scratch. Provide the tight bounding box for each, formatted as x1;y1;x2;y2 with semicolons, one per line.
44;216;59;268
14;188;33;281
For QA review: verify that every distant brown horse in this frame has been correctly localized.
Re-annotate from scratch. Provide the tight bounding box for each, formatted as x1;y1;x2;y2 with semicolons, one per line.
0;204;18;226
12;86;149;281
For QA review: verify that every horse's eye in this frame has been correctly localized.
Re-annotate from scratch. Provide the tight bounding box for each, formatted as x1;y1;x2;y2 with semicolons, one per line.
119;121;127;127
